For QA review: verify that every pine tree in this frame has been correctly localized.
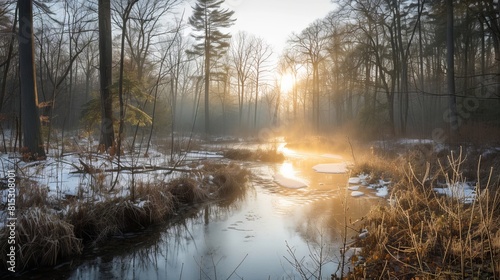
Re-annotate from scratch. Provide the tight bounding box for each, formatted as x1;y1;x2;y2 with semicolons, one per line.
188;0;235;136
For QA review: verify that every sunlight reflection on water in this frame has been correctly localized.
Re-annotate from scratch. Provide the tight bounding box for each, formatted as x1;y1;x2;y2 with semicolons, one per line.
20;143;386;280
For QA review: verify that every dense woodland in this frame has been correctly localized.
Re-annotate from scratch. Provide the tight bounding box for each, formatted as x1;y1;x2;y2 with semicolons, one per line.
1;0;500;157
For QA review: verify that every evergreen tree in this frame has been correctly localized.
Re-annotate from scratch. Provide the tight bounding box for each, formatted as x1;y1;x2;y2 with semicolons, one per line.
188;0;235;135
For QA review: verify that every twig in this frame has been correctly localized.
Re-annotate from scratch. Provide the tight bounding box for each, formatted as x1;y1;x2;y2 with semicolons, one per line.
347;136;356;165
225;253;248;280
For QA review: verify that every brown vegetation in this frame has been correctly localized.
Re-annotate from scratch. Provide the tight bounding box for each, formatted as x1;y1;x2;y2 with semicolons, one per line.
0;160;250;272
0;208;82;270
223;148;285;162
350;149;500;279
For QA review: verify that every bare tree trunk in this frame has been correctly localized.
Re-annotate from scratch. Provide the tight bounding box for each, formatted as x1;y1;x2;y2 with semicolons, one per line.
18;0;45;159
117;0;137;157
98;0;114;151
204;38;210;136
0;4;17;113
446;0;459;142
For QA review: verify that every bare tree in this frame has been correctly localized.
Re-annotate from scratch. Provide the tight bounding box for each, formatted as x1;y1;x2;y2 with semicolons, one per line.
18;0;45;159
230;31;254;128
252;37;273;129
125;0;181;82
446;0;458;140
98;0;114;151
289;20;328;132
114;0;138;157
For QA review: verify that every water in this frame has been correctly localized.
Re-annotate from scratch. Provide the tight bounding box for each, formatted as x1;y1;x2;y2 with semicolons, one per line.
15;145;386;279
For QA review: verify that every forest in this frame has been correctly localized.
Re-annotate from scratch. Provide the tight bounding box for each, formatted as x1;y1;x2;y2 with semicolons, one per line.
0;0;499;151
0;0;500;279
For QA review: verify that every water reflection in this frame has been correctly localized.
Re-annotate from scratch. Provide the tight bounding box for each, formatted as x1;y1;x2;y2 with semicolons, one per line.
18;145;385;280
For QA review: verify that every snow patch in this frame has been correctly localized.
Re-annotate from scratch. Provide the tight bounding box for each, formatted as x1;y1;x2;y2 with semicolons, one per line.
434;182;476;204
351;191;364;197
348;177;361;184
274;174;308;189
376;186;389;197
313;163;348;174
347;185;360;191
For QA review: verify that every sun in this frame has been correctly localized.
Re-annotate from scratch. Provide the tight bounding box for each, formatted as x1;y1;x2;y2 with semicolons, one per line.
280;73;295;93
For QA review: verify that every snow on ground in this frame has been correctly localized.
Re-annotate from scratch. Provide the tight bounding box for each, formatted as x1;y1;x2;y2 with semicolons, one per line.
312;163;348;174
375;186;388;197
0;146;192;207
434;182;476;204
182;150;223;160
348;173;390;198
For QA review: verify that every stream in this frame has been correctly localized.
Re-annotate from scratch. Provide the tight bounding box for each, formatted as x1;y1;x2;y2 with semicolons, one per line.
15;144;386;279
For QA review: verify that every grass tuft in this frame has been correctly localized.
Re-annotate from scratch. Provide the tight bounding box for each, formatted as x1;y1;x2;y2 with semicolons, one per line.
167;177;208;205
223;148;285;162
352;150;500;278
0;208;82;270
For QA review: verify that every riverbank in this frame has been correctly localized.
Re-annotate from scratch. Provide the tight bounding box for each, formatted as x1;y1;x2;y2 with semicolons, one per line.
0;151;251;273
348;144;500;279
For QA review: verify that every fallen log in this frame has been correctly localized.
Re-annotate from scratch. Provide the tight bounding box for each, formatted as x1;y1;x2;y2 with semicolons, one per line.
72;162;192;174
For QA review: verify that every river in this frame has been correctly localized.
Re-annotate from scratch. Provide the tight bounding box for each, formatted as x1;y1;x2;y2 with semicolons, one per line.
16;144;386;279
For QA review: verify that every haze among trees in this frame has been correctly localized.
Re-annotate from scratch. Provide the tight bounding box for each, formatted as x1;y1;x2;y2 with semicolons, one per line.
1;0;499;157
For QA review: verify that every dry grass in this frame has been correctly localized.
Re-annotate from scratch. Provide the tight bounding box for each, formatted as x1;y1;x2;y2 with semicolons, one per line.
135;181;175;224
66;201;119;242
203;162;250;202
0;208;82;270
1;156;251;272
16;180;49;209
66;185;175;243
167;177;208;205
352;150;500;279
223;148;285;163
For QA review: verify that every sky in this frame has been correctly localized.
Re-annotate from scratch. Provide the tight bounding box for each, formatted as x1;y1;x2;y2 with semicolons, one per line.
183;0;336;54
224;0;336;53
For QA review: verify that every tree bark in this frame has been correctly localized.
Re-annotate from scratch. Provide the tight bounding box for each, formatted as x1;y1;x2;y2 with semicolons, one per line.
98;0;114;150
446;0;459;141
18;0;45;159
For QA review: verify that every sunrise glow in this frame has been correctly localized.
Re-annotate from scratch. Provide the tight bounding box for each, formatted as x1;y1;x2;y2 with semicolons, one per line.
279;73;295;93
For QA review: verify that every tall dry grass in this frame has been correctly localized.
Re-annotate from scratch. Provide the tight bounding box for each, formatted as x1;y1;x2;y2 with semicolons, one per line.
1;158;250;272
223;148;285;162
353;150;500;279
67;182;176;243
0;208;82;270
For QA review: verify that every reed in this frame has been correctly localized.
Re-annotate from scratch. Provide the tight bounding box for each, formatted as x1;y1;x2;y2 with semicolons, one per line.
135;181;175;224
223;148;285;162
352;151;500;279
167;177;208;205
0;208;82;270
